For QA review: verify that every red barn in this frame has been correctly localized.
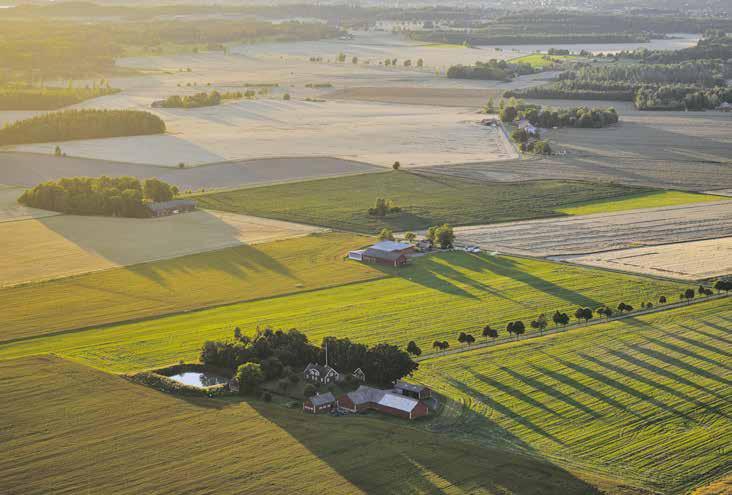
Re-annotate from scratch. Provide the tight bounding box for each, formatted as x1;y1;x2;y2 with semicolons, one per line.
337;385;428;420
303;392;336;414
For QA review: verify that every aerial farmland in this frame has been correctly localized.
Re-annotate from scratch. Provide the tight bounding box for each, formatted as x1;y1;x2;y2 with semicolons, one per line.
0;3;730;495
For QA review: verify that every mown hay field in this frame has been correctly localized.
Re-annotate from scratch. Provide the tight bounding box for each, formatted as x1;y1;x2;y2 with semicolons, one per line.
0;232;381;342
0;252;686;373
195;171;644;233
0;355;643;495
0;209;325;286
556;190;726;216
416;298;732;494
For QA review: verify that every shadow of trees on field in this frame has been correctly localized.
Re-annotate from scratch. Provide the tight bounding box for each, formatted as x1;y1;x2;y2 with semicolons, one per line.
249;398;610;495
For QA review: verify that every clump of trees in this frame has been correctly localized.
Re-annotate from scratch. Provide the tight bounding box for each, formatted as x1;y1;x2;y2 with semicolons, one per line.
160;90;242;108
500;98;619;129
0;109;165;146
18;176;178;217
201;328;418;393
448;59;534;81
368;198;401;217
426;224;455;249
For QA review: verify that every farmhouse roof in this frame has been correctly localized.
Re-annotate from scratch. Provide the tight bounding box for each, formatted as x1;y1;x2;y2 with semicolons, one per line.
377;392;420;413
370;240;412;252
309;392;336;407
362;248;405;261
147;199;196;212
346;386;421;413
304;362;339;375
395;381;428;394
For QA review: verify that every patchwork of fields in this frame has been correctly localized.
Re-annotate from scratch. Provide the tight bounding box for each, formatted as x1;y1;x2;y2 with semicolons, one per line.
0;355;644;495
416;298;732;494
0;209;325;286
195;171;645;233
455;201;732;257
0;252;686;373
564;237;732;281
0;232;381;342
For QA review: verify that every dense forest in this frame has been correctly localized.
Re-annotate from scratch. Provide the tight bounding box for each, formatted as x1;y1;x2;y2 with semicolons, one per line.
447;60;535;81
0;84;119;111
506;35;731;111
0;19;341;82
18;177;178;217
410;32;648;46
0;109;166;146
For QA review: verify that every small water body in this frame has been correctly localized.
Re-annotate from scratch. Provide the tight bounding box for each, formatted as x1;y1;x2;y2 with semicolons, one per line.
167;371;229;388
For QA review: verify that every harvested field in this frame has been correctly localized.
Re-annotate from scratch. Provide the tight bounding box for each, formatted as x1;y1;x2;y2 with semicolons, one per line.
416;297;732;494
9;100;514;168
455;201;732;257
0;252;684;372
195;171;642;233
0;152;381;191
0;210;325;286
420;104;732;191
563;237;732;281
0;232;381;342
0;186;59;222
0;355;644;495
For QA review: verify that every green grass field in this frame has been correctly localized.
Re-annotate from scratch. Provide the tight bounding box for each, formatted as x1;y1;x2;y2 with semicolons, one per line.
0;252;686;373
195;172;645;232
416;298;731;494
510;53;578;68
557;191;727;215
0;355;644;495
0;232;381;343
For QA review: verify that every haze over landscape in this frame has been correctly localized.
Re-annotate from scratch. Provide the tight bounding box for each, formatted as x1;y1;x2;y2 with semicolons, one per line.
0;1;730;494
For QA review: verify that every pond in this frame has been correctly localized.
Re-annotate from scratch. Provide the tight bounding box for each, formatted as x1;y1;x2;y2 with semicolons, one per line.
167;371;229;388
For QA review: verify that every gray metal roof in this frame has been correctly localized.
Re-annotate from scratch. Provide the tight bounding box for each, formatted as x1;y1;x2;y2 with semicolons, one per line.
395;381;428;393
347;385;386;405
371;240;413;252
309;392;336;407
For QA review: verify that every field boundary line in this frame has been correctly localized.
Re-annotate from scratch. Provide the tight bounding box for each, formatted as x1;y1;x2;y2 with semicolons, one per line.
0;275;393;348
416;293;729;362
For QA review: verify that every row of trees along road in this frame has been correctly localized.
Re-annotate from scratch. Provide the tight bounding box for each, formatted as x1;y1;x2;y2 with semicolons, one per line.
18;176;178;218
428;284;726;353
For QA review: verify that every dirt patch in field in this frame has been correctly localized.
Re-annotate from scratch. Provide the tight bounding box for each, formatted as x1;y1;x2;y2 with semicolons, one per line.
0;210;325;286
560;237;732;281
0;186;60;223
455;201;732;257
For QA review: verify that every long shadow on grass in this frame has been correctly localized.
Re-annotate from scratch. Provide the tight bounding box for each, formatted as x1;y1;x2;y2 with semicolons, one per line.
667;326;732;359
641;335;731;371
696;321;732;345
552;356;691;420
453;253;607;308
580;352;729;416
624;345;732;388
250;399;607;494
498;366;601;419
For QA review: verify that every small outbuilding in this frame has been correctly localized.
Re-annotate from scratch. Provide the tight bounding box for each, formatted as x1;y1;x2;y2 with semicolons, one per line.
361;248;408;267
394;381;432;400
303;392;336;414
147;199;196;217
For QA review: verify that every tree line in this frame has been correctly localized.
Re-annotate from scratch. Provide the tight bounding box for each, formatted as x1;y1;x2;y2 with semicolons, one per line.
447;60;534;82
430;285;727;353
0;83;118;111
500;99;619;129
201;328;418;394
158;90;244;109
18;176;178;218
0;109;165;146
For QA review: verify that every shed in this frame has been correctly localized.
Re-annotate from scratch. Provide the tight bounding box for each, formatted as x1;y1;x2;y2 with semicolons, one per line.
394;381;432;400
361;248;407;267
337;385;428;420
147;199;196;217
303;392;336;414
